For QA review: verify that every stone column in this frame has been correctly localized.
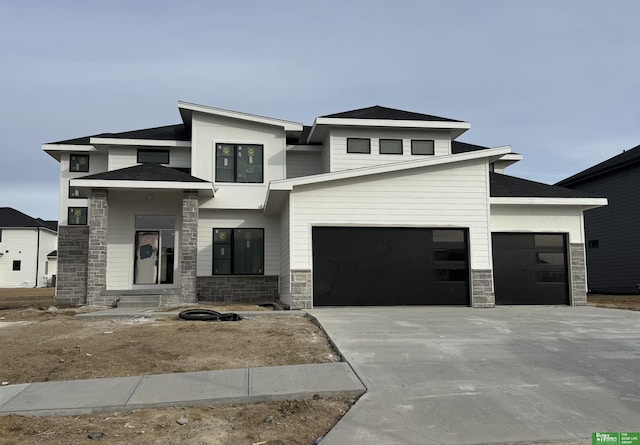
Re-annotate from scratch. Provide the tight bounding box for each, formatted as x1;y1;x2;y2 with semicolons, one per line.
290;270;313;309
471;269;495;308
570;243;587;305
55;226;89;306
87;189;109;306
180;190;199;303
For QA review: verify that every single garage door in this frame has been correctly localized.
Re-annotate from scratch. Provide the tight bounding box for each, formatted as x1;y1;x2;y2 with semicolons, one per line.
312;227;469;306
492;233;569;305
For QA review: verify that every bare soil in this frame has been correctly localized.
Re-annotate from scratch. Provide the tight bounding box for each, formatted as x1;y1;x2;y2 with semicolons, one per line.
587;294;640;311
0;287;55;310
0;290;352;444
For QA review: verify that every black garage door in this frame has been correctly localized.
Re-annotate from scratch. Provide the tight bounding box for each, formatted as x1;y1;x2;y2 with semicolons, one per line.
492;233;569;305
312;227;469;306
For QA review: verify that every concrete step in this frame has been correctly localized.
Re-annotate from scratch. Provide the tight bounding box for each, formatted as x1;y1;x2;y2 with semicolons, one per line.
117;295;160;309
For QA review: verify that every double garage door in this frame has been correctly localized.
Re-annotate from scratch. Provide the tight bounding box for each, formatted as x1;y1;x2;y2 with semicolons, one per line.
312;228;570;306
313;227;469;306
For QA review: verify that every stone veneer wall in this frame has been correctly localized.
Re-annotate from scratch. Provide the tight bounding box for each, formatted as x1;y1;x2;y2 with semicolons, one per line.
55;226;89;306
570;243;587;306
86;189;111;306
471;269;495;308
177;191;199;307
290;269;312;309
196;276;279;303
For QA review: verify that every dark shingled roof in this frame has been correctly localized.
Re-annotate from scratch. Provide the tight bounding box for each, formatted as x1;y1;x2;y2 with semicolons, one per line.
286;125;318;145
0;208;58;230
452;141;491;154
556;144;640;187
76;164;208;182
321;105;463;123
51;124;190;145
490;173;602;198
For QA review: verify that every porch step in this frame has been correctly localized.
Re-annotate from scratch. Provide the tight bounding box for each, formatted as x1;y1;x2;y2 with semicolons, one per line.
117;295;160;309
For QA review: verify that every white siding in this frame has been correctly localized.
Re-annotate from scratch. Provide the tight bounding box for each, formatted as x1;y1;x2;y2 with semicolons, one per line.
191;112;287;210
290;159;492;270
106;191;183;290
108;146;191;171
0;228;54;287
490;205;585;243
285;150;322;179
279;198;291;304
328;127;452;173
59;151;108;224
197;209;280;276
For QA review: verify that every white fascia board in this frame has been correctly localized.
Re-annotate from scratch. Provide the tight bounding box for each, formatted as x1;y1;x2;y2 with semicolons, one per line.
270;146;511;192
42;144;97;160
490;197;608;209
70;179;214;196
177;101;303;131
89;138;191;147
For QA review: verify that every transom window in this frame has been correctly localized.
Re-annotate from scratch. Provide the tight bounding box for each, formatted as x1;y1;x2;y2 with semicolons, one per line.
70;154;89;172
213;228;264;275
216;144;263;183
137;149;170;164
379;139;403;155
347;138;371;154
411;140;435;155
68;207;88;225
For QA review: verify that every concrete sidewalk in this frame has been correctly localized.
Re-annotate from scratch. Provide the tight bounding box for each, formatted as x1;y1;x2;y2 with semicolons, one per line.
0;362;365;417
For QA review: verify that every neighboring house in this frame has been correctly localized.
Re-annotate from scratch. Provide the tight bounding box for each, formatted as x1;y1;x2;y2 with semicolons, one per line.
43;102;606;308
557;145;640;294
0;208;58;288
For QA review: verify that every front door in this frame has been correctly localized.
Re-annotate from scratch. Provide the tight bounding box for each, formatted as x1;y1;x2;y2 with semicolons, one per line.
135;231;159;284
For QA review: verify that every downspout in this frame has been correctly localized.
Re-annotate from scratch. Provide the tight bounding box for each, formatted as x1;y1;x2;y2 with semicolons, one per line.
34;227;40;288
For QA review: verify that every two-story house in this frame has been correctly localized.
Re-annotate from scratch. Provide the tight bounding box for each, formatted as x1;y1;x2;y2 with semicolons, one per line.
43;102;606;308
0;207;58;288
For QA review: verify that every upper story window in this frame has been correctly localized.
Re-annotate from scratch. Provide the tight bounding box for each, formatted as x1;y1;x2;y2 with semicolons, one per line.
68;207;88;225
138;149;170;164
216;144;263;183
70;154;89;172
379;139;403;155
411;140;435;155
69;182;89;199
347;138;371;154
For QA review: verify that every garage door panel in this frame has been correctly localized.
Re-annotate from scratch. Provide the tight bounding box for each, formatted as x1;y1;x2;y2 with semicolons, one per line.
313;227;469;306
492;233;569;305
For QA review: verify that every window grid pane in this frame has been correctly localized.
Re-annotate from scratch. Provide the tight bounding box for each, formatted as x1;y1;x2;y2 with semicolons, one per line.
138;149;170;164
68;207;88;225
347;138;371;154
213;228;264;275
411;140;435;155
70;154;89;172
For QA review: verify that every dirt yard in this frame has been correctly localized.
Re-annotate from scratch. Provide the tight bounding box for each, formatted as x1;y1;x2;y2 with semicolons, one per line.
587;294;640;311
0;291;353;444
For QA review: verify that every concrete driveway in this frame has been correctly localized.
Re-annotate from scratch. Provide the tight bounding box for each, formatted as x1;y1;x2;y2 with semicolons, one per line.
308;306;640;445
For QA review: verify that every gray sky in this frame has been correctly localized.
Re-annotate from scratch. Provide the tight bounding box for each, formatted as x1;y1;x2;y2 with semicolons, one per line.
1;0;638;221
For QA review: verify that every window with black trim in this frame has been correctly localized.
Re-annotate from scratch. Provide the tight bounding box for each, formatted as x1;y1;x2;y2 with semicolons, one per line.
69;182;89;199
588;240;599;249
213;228;264;275
379;139;403;155
347;138;371;154
13;260;21;271
70;154;89;172
216;144;263;183
68;207;88;225
138;149;170;164
432;229;467;282
411;140;434;155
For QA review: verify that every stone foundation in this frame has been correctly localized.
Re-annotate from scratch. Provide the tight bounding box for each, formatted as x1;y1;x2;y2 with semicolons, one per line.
197;276;279;303
570;243;587;306
471;269;495;307
290;270;313;309
55;226;89;306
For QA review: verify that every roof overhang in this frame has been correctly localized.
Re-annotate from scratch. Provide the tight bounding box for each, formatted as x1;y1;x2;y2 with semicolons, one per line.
307;117;471;143
89;138;191;148
69;178;215;197
494;151;523;168
178;101;303;132
490;197;608;210
43;144;97;161
263;147;510;215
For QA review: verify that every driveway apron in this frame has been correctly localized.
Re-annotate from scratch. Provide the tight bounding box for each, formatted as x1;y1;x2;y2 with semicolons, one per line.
308;306;640;445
